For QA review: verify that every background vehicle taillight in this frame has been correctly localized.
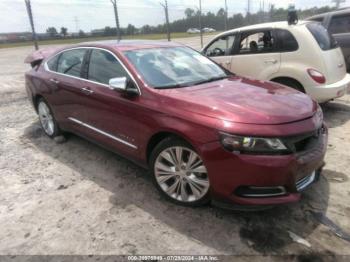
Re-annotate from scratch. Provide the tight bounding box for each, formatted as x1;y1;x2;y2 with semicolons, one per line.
307;69;326;84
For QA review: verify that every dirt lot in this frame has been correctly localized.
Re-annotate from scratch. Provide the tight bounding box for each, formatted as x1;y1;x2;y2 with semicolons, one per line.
0;37;350;258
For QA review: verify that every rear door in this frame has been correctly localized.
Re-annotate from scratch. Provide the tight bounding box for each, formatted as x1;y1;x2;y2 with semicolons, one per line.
230;29;280;79
306;22;347;83
203;34;236;70
44;48;89;130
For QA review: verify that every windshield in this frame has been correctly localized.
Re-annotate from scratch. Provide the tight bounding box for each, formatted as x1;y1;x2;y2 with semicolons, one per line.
123;47;229;89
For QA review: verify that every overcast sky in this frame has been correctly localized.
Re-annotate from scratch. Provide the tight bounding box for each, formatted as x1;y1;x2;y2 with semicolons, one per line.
0;0;349;33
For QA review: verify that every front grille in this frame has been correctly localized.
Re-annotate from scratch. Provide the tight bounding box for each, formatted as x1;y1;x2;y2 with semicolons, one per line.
282;126;326;153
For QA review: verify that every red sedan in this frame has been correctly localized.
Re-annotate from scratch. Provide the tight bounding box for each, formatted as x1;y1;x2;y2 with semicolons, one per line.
24;41;327;209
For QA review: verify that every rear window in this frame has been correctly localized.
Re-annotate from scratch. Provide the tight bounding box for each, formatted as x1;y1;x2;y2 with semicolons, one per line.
306;23;337;50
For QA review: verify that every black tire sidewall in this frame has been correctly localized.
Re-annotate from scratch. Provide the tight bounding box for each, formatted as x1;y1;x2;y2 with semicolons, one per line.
149;136;210;207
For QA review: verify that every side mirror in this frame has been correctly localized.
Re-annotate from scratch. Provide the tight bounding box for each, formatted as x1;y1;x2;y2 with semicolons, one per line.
109;77;139;96
109;77;127;91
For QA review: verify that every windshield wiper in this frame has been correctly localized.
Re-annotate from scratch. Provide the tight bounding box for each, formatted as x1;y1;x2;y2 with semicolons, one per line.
192;75;229;86
154;75;231;89
154;83;192;89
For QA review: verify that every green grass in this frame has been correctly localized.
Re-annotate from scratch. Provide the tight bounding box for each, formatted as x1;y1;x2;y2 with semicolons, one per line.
0;32;219;49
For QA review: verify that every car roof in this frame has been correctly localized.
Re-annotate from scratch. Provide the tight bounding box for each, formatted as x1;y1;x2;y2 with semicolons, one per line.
215;20;311;37
72;39;184;51
308;8;350;20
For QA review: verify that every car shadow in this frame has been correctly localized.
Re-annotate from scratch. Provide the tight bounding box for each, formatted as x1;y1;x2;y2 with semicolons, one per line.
22;121;331;255
322;98;350;128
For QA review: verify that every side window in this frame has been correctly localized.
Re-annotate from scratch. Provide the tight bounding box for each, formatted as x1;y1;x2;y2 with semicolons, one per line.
205;35;235;57
276;29;298;52
329;15;350;34
57;49;86;77
88;49;128;85
47;55;59;71
239;30;275;54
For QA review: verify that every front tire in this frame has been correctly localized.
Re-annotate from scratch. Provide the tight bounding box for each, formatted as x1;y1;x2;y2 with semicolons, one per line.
149;137;210;207
37;98;61;138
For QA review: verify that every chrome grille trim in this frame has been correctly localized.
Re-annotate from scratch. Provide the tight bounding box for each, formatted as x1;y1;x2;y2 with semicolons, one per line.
296;171;316;192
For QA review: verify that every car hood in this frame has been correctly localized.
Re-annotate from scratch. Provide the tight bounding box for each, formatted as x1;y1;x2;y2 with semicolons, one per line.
157;76;317;125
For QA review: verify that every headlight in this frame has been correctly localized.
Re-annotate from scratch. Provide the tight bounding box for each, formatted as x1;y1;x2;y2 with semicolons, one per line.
220;133;289;154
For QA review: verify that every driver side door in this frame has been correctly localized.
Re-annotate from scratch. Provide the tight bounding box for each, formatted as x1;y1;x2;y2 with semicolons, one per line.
203;34;236;71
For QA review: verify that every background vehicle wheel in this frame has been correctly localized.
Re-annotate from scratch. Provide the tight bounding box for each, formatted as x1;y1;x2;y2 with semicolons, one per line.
272;78;305;93
37;98;61;138
149;136;210;206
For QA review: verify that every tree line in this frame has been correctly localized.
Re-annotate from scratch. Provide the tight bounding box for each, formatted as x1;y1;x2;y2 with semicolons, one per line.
46;5;335;38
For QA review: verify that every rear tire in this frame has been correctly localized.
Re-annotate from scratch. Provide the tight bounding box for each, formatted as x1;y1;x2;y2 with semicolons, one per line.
149;136;210;207
272;78;305;93
37;98;61;138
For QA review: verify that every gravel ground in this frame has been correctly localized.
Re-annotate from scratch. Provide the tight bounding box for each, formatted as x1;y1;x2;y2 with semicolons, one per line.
0;37;350;258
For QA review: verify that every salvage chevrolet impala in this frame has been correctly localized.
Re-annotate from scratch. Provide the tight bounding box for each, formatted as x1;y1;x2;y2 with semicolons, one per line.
24;41;327;209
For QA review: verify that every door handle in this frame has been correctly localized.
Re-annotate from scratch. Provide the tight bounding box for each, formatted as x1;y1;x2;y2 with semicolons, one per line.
81;87;94;95
225;61;231;67
264;59;278;64
49;78;60;84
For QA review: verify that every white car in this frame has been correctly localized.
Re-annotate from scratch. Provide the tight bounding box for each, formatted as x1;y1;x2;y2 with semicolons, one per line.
202;21;350;103
187;28;200;34
203;27;216;33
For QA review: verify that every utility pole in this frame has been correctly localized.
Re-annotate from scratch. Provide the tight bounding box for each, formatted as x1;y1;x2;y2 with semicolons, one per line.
24;0;38;50
199;0;203;48
247;0;251;24
332;0;345;9
160;0;171;41
111;0;121;41
224;0;228;31
262;0;265;22
74;16;79;33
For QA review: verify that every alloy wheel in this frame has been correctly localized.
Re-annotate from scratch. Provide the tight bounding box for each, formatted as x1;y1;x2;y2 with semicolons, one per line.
38;101;55;136
154;146;209;202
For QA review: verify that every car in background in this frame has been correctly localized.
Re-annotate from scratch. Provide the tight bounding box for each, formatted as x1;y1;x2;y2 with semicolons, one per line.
308;8;350;72
187;28;200;34
25;41;327;209
203;27;216;33
202;21;350;103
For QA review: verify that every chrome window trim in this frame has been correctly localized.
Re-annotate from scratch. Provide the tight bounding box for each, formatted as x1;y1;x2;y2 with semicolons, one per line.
44;46;142;95
68;117;138;149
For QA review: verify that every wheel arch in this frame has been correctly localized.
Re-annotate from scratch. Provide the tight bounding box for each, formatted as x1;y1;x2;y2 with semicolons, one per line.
270;76;305;92
33;94;44;113
146;130;196;165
